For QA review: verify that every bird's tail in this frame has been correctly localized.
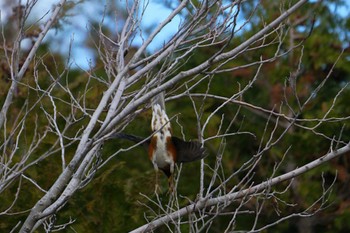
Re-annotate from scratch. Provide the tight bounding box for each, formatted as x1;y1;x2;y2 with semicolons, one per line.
152;91;165;110
151;92;171;132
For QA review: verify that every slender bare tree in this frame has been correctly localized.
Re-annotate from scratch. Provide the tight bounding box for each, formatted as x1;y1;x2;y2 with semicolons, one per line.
0;0;349;232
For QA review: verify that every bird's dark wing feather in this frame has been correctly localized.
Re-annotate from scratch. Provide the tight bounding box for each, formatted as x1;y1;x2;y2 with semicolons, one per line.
171;137;207;163
111;133;150;149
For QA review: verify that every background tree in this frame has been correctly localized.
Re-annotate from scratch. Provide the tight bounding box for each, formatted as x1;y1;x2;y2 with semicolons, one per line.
0;0;349;232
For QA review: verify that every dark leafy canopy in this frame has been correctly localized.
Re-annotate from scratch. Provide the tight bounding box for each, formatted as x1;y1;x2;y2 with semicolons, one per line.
0;0;349;232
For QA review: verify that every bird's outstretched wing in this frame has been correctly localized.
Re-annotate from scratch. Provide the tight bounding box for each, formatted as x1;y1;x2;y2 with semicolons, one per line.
111;133;150;149
171;136;207;163
112;133;207;163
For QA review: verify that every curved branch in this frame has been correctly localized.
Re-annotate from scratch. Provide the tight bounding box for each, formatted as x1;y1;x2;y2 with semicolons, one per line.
131;143;350;233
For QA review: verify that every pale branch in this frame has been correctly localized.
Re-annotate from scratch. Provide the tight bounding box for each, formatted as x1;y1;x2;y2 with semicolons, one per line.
0;0;67;130
212;0;308;63
100;0;308;137
174;93;350;145
0;176;22;215
19;63;133;231
252;173;336;233
130;143;350;233
130;0;189;66
201;60;264;138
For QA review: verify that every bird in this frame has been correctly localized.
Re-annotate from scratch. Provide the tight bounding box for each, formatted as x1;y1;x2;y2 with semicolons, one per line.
113;93;206;193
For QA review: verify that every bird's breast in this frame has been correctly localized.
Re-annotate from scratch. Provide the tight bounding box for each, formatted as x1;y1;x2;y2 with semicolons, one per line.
149;134;176;169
